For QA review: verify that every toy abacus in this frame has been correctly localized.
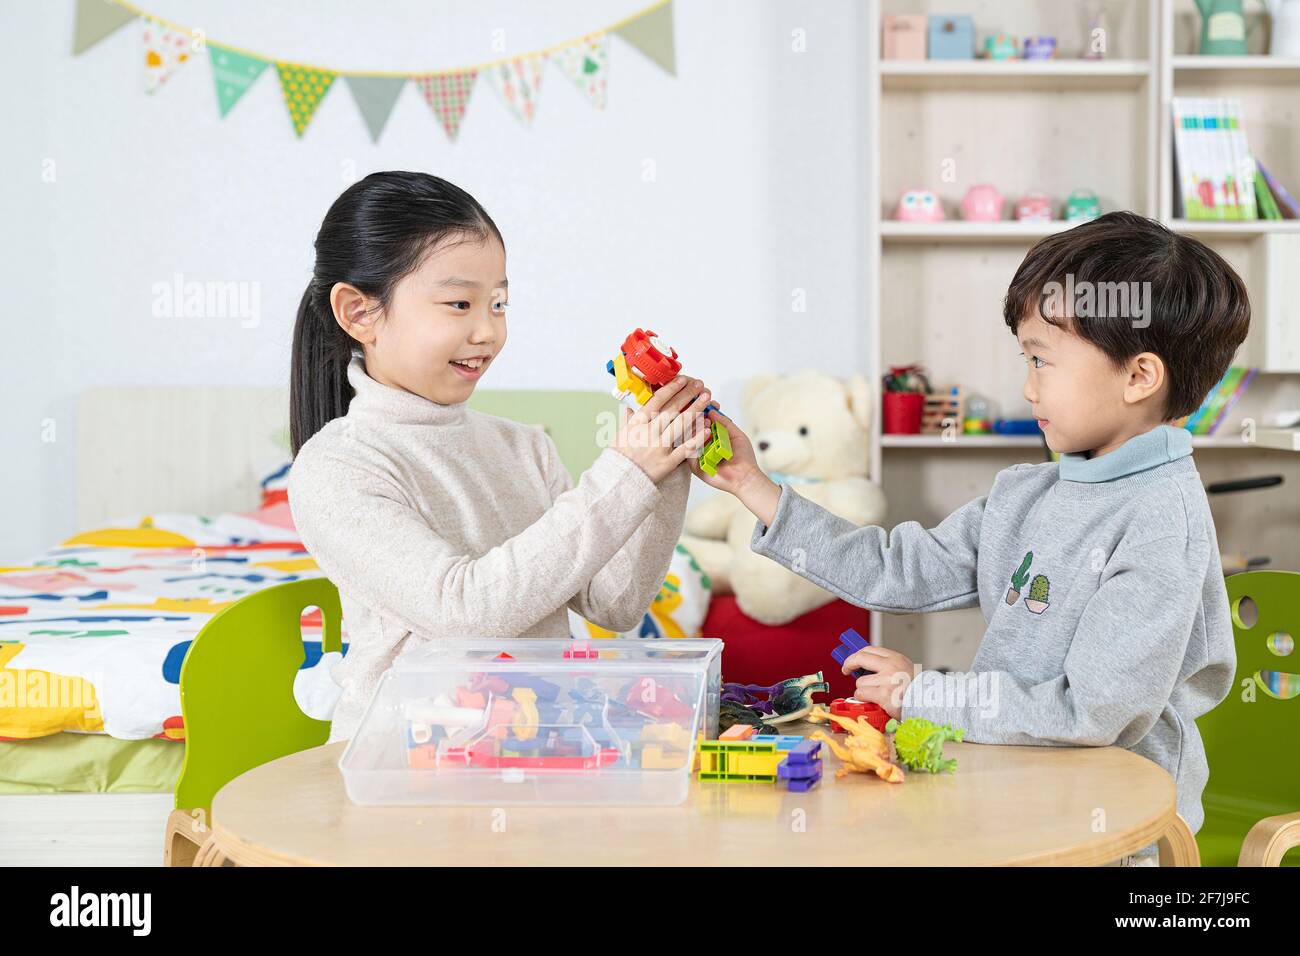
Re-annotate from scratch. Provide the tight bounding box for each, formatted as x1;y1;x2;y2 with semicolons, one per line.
606;328;733;476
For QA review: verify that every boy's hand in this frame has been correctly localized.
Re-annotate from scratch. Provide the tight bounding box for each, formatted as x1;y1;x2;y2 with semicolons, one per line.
841;647;916;721
687;409;782;526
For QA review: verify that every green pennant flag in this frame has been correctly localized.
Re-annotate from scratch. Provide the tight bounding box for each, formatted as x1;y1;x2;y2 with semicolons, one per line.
276;62;337;138
615;0;676;76
345;75;407;143
210;44;270;118
73;0;137;55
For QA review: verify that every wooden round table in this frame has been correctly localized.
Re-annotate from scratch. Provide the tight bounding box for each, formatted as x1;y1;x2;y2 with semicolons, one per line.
206;721;1198;866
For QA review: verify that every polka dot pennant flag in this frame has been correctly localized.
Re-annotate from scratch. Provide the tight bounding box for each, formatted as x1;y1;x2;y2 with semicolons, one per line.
485;55;546;125
209;43;269;118
275;62;337;138
415;71;477;142
142;17;193;94
552;36;609;109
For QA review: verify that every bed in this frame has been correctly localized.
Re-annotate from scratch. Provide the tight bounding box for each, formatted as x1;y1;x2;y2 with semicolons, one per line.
0;384;710;865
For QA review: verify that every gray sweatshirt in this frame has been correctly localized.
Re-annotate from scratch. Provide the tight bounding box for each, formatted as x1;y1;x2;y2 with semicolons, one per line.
751;424;1234;839
289;354;690;743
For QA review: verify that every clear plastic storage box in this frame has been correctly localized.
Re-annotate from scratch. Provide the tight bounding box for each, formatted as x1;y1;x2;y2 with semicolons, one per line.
339;638;724;806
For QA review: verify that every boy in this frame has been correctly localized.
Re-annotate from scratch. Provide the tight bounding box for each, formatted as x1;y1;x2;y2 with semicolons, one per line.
692;212;1248;865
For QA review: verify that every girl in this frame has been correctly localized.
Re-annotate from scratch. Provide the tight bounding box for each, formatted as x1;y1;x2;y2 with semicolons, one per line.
288;171;714;743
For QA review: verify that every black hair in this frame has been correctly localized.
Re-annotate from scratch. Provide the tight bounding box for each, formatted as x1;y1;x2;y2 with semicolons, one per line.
290;171;504;456
1003;211;1250;420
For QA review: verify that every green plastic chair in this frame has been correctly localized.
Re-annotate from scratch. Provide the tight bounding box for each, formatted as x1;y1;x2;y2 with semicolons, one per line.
164;578;342;865
1194;570;1300;866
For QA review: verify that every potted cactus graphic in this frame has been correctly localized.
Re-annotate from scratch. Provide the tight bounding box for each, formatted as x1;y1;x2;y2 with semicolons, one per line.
1025;573;1051;614
1006;551;1032;605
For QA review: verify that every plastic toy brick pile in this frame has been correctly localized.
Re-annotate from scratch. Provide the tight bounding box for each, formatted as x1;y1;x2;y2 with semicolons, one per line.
694;628;968;792
401;644;701;774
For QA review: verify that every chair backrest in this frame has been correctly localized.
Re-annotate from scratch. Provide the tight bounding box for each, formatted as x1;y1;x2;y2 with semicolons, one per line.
1196;570;1300;813
173;578;343;821
468;390;620;482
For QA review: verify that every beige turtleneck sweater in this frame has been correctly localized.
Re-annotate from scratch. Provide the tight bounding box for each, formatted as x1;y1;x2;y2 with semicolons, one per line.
288;354;691;743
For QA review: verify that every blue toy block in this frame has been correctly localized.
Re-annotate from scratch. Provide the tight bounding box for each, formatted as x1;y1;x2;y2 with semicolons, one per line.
832;627;870;678
752;734;805;751
927;15;974;60
783;740;822;765
507;674;561;702
777;750;823;791
785;772;821;793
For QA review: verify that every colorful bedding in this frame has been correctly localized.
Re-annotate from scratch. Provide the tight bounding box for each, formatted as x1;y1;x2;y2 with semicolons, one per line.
0;499;346;742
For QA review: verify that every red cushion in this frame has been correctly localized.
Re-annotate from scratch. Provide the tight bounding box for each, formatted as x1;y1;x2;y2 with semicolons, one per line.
703;595;869;701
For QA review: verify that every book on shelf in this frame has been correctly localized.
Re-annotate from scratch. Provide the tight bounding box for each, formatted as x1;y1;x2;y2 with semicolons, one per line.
1171;97;1258;221
1174;366;1256;435
1258;161;1299;219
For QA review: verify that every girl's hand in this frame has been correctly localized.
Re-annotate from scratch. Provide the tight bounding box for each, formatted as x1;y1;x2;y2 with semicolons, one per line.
840;647;917;721
613;376;713;484
688;409;782;527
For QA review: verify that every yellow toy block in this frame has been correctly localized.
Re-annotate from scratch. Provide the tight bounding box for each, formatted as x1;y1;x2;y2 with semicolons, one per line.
732;752;785;777
640;745;688;770
611;352;653;405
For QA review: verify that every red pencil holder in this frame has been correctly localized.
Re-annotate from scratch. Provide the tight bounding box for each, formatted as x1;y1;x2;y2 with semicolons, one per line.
882;391;925;434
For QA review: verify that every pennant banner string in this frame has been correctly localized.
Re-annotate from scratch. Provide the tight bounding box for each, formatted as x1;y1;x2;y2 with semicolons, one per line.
103;0;673;77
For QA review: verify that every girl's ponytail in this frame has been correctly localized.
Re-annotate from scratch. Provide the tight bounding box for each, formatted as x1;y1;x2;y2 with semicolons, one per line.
290;282;354;456
288;171;504;457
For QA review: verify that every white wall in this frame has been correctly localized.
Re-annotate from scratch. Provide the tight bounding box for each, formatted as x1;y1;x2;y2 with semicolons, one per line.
1;0;873;558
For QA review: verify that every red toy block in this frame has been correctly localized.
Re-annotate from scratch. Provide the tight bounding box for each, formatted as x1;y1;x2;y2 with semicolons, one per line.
563;643;598;660
830;697;891;734
620;328;681;387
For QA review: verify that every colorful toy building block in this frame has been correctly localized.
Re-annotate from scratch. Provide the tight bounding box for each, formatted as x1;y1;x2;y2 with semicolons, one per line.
641;722;693;751
510;687;539;741
455;688;487;709
719;724;755;741
697;739;783;782
621;329;682;387
624;678;692;721
831;627;870;679
751;734;806;750
563;642;598;660
698;420;733;476
608;352;654;405
639;744;688;770
776;739;823;792
830;698;891;734
486;696;518;740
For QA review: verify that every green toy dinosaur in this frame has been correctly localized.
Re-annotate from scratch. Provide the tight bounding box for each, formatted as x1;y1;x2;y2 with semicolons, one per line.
885;717;966;774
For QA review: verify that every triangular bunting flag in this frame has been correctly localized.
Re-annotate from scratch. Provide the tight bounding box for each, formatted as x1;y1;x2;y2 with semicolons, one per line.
209;44;270;118
345;76;407;143
415;71;477;142
142;17;194;94
276;62;337;138
614;0;676;76
485;56;546;125
73;0;137;55
552;37;609;109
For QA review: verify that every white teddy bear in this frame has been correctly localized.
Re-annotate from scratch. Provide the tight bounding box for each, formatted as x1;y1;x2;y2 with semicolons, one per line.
680;372;888;626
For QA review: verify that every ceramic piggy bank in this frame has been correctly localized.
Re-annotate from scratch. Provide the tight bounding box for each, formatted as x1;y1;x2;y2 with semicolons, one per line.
960;184;1005;221
895;189;946;222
